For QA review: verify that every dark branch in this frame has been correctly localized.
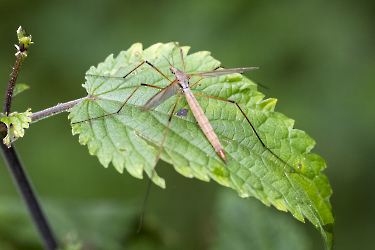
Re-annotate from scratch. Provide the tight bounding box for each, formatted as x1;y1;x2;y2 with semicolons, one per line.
1;26;58;250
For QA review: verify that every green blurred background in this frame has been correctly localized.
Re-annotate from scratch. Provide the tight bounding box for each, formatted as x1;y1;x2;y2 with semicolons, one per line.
0;0;374;249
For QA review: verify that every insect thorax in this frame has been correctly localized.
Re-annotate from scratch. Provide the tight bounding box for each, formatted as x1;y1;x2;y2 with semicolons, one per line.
171;67;190;89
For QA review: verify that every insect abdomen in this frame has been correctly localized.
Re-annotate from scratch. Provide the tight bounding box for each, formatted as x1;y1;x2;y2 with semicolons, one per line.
183;88;226;163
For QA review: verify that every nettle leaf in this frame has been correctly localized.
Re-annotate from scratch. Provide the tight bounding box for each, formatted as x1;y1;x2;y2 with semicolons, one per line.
69;43;333;248
1;109;32;147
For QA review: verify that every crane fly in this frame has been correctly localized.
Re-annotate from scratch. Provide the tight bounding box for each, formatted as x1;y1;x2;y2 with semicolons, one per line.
72;42;299;179
72;42;303;231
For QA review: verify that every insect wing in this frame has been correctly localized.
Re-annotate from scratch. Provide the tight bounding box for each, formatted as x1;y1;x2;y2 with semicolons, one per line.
141;81;180;111
189;67;260;78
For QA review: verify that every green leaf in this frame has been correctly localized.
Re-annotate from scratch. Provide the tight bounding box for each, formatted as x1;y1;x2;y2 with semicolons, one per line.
1;109;32;147
13;83;30;97
69;42;334;248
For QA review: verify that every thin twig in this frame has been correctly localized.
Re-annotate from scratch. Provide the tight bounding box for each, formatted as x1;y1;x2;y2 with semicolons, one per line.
4;27;32;115
0;98;86;132
1;26;58;250
30;97;86;123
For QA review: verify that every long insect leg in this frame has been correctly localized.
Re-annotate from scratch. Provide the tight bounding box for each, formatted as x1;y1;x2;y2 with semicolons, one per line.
142;61;173;83
73;57;176;125
192;92;303;178
86;60;173;83
71;84;164;124
138;95;183;232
